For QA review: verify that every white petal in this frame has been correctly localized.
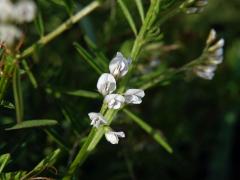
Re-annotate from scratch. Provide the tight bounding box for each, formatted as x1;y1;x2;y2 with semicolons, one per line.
195;65;216;80
109;52;131;77
97;73;116;96
124;89;145;98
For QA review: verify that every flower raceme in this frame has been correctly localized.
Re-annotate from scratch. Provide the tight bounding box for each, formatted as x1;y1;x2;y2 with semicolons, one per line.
193;29;225;80
88;52;145;144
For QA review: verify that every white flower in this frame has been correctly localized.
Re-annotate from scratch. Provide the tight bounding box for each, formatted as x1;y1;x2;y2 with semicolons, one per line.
124;89;145;104
194;65;216;80
0;0;13;22
206;29;216;45
88;112;107;128
105;130;125;144
185;0;208;14
97;73;116;96
13;0;36;23
109;52;131;78
104;94;125;109
0;24;22;46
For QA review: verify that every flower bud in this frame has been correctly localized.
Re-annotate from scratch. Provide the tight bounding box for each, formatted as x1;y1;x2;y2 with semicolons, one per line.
109;52;131;78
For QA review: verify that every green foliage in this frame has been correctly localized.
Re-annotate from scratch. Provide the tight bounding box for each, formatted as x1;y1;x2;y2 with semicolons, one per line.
6;120;58;130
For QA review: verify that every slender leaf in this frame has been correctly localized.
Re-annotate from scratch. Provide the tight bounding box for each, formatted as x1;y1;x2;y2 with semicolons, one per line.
65;89;100;99
123;109;173;153
22;60;38;88
34;11;45;37
0;154;10;173
134;0;145;23
13;66;23;123
74;42;103;74
5;119;58;130
84;36;108;71
118;0;138;36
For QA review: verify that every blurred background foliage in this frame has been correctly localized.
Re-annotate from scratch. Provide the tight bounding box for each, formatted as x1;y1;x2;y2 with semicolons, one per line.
0;0;240;179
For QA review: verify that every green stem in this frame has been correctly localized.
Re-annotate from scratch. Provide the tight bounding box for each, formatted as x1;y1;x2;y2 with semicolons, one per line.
17;1;101;59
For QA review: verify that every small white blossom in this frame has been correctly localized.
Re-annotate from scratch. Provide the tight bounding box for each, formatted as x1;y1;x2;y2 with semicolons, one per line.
13;0;36;23
88;112;107;128
185;0;208;14
0;24;22;46
109;52;131;78
0;0;13;22
105;130;125;144
97;73;116;96
124;89;145;104
104;94;125;109
194;65;216;80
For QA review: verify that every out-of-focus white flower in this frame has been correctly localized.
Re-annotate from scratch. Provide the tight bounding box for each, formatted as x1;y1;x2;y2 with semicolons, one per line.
184;0;208;14
97;73;116;96
105;130;125;144
124;89;145;104
88;112;107;128
194;29;224;80
0;24;22;46
109;52;131;78
13;0;36;23
0;0;13;22
104;94;125;109
194;65;216;80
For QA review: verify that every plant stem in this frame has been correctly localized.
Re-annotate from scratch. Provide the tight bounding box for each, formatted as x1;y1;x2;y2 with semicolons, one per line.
18;1;101;59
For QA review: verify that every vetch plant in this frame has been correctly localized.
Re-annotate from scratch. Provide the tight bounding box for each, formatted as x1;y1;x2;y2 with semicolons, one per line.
0;0;228;179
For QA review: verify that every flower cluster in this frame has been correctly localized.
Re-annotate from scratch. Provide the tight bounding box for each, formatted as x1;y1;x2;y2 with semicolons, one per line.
0;0;36;47
181;0;208;14
193;29;225;80
88;52;145;144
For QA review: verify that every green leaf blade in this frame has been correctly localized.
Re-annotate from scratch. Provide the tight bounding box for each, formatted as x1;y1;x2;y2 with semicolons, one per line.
123;109;173;153
118;0;138;36
74;42;103;74
5;119;58;130
134;0;145;23
0;154;10;173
